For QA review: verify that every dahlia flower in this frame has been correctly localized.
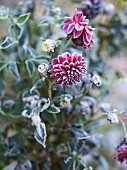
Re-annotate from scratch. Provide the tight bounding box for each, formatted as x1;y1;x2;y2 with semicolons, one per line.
49;52;87;86
63;9;95;49
115;138;127;163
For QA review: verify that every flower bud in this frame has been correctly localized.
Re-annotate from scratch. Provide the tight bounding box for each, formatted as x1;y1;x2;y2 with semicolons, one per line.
60;97;70;108
42;39;57;53
92;75;101;86
107;110;119;124
38;63;49;77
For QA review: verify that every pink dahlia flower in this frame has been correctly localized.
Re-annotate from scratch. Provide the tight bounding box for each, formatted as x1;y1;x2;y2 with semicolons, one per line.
63;9;95;49
49;52;87;86
115;138;127;163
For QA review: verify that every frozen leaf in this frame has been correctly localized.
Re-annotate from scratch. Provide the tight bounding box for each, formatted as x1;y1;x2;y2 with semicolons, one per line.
71;128;90;140
0;37;17;49
17;13;30;25
25;60;36;77
0;61;8;72
47;104;60;114
34;122;47;148
64;156;73;164
22;110;32;118
8;62;20;78
30;79;43;93
9;24;23;39
2;161;18;170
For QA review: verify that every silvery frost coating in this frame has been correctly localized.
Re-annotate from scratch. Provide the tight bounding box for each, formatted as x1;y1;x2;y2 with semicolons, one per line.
42;39;57;52
63;9;95;49
49;52;87;86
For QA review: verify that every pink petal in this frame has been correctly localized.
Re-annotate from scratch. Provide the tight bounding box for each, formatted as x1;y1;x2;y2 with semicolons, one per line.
86;33;92;42
52;58;59;65
73;29;83;38
58;55;66;63
75;23;84;31
80;19;89;25
73;12;83;23
85;26;95;35
66;52;72;62
64;18;73;24
67;23;75;34
55;77;62;84
63;24;69;32
83;32;90;46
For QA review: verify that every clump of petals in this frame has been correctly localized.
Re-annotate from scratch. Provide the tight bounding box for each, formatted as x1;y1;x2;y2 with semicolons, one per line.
63;9;95;49
49;52;87;86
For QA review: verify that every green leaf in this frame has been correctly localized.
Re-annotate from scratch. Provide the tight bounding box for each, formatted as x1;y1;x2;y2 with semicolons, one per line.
34;122;47;148
30;79;43;93
71;128;90;140
38;20;50;27
0;61;8;71
25;60;36;77
47;104;60;114
56;40;62;46
2;161;18;170
9;24;23;39
8;62;20;78
0;37;17;49
17;13;30;25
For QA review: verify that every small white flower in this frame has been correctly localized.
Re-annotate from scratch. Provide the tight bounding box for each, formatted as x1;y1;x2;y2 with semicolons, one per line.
60;97;70;108
38;63;49;76
107;110;119;124
42;39;57;53
92;75;101;86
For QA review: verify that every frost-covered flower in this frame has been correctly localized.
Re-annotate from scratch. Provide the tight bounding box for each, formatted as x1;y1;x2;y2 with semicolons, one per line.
107;110;119;124
92;75;101;86
42;39;57;52
63;9;95;49
115;138;127;163
49;52;87;86
38;63;49;77
81;0;103;20
60;97;70;108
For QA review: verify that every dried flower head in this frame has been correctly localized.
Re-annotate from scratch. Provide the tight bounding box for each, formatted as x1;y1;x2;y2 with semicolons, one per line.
49;52;87;86
42;39;57;53
38;63;49;77
60;97;70;108
63;9;95;49
92;75;101;86
107;110;119;124
115;138;127;163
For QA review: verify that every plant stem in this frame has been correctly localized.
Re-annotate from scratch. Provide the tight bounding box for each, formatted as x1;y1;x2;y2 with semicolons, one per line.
120;118;127;139
63;35;72;52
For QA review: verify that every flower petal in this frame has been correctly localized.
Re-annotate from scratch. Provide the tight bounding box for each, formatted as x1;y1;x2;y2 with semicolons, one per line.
67;23;75;34
52;58;58;65
73;29;83;39
75;23;84;31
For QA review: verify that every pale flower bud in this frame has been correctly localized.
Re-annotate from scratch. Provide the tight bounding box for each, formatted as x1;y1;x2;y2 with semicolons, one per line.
42;39;57;53
38;63;49;76
60;97;70;108
92;75;101;86
107;110;119;124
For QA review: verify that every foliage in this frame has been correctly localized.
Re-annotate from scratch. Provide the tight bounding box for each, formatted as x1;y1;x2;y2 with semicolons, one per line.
0;0;127;170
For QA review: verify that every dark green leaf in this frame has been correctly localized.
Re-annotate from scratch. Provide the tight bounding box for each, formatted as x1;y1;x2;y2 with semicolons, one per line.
9;24;23;39
38;20;50;27
8;62;20;78
30;79;43;93
0;37;17;49
34;122;47;148
47;104;60;114
25;60;36;77
17;13;30;25
71;128;89;140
